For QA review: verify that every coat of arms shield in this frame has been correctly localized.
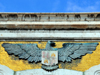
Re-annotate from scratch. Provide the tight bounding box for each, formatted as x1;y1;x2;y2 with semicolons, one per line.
42;51;58;66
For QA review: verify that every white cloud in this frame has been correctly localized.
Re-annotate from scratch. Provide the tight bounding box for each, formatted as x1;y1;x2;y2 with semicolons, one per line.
65;1;100;12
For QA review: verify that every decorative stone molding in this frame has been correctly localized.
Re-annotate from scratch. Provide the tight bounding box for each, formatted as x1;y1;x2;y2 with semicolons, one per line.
0;13;100;30
0;12;100;41
2;64;100;75
84;64;100;75
15;69;83;75
0;30;100;41
0;64;14;75
0;64;83;75
0;13;100;22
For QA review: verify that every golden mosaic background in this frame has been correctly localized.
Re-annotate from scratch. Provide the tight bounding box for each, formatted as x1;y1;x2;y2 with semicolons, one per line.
0;41;100;72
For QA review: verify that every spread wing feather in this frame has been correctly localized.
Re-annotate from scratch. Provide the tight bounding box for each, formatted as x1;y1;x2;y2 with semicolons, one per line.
69;43;98;59
2;43;41;63
2;42;98;63
58;43;98;62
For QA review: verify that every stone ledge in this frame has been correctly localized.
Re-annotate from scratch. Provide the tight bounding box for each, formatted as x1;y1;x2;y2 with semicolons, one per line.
16;69;83;75
0;64;83;75
0;21;100;29
0;32;100;40
1;64;100;75
0;30;100;41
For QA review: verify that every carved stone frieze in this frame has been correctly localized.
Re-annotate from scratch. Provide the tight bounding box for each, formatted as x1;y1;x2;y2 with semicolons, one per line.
0;13;100;22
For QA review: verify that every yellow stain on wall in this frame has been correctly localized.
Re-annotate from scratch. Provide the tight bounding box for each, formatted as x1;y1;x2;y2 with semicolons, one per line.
0;41;100;72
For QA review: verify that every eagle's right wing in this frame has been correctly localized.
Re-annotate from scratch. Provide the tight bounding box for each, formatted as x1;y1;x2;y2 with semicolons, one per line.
2;43;42;63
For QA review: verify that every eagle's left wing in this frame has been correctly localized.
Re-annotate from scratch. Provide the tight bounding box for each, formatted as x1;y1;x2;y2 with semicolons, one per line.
57;43;99;62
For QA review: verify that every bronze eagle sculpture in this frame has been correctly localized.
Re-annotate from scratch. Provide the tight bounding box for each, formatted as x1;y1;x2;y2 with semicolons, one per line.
2;41;99;63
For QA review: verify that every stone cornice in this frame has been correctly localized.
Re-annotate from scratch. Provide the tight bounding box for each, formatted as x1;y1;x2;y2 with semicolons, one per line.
0;30;100;41
0;13;100;41
0;12;100;29
0;12;99;22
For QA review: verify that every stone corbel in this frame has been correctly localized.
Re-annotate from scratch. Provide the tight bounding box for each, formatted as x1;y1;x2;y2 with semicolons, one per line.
80;14;88;21
67;15;75;21
94;14;100;21
87;14;95;21
0;14;8;21
17;14;23;21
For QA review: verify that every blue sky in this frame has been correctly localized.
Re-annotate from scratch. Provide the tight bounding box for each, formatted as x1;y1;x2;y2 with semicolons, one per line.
0;0;100;12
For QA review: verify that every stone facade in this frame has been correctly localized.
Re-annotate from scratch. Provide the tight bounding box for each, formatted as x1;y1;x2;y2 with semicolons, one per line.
0;12;100;74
